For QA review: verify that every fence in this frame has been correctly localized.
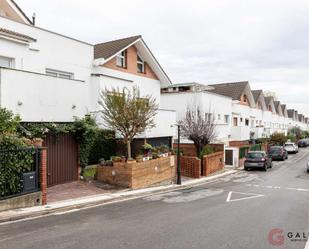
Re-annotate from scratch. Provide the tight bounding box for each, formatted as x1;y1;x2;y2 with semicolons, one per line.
250;144;262;151
0;148;41;200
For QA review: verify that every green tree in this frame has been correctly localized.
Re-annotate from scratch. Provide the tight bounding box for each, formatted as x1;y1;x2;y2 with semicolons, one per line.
270;132;287;145
0;108;21;135
99;87;158;159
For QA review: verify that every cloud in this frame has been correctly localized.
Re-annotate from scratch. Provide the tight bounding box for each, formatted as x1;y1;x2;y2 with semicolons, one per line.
17;0;309;116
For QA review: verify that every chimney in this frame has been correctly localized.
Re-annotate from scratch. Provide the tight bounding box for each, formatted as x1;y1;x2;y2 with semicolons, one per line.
32;12;36;25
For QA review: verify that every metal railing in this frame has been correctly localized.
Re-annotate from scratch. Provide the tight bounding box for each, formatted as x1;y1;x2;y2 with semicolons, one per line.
0;148;40;200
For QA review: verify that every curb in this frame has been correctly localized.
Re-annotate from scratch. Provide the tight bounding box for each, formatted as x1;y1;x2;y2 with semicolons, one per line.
0;169;240;224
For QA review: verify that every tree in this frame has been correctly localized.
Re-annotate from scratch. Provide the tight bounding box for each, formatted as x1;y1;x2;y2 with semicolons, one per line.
179;106;217;157
270;132;287;145
99;87;158;159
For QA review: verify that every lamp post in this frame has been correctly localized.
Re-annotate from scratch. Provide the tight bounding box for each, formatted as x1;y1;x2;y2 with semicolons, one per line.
176;124;181;185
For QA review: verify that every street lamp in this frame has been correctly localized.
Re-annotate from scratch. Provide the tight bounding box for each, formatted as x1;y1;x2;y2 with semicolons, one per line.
171;124;182;185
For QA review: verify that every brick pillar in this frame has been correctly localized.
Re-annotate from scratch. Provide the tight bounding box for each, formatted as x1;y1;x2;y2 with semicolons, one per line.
40;148;47;205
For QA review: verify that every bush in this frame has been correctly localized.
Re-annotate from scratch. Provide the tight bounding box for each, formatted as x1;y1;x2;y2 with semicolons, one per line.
0;135;34;197
88;130;116;165
200;145;214;158
0;108;21;135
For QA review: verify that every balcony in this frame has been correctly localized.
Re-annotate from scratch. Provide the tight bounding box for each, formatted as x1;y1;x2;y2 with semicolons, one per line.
231;126;250;141
0;67;88;122
251;127;265;139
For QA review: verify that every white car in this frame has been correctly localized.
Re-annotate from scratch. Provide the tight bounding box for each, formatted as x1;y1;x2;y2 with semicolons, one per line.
284;142;299;154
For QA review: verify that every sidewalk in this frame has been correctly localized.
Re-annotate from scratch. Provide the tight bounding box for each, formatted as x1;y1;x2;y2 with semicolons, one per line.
0;169;239;224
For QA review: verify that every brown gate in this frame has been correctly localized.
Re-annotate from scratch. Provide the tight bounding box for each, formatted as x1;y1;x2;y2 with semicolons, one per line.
225;149;233;166
43;133;79;187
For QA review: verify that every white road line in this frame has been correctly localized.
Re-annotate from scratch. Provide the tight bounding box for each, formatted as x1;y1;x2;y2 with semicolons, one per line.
226;191;264;202
305;237;309;249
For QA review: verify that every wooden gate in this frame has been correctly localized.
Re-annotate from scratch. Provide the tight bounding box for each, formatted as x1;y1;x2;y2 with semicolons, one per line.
43;133;79;187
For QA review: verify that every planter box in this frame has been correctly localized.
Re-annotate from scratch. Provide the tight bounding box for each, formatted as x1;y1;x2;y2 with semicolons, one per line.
97;156;176;189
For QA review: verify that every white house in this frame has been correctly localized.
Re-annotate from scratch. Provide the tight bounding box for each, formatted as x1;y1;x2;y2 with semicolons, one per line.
0;1;176;148
160;82;233;143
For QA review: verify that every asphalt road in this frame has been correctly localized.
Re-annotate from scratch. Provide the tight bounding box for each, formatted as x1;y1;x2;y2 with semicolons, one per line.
1;148;309;249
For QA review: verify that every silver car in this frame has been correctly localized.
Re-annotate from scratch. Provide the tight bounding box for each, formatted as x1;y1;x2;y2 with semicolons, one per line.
284;142;299;154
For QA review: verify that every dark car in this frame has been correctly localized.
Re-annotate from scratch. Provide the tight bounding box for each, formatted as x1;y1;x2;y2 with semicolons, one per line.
269;146;288;161
298;139;307;148
244;151;272;171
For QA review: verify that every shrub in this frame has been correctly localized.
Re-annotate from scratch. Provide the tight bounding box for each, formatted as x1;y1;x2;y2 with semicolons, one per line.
0;135;34;197
270;132;287;145
88;130;116;164
0;108;21;135
200;145;214;158
111;156;122;162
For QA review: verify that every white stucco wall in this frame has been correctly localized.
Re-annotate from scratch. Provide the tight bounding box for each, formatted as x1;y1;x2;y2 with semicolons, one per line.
160;91;232;143
0;68;88;121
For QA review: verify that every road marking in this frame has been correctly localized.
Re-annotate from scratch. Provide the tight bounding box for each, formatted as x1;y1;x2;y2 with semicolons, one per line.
53;208;80;216
246;184;309;192
305;237;309;249
226;191;264;202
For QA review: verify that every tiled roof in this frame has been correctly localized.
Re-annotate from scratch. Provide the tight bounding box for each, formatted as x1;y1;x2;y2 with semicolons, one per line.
273;101;280;109
0;28;36;42
94;35;141;59
251;90;263;102
207;81;248;100
264;96;274;106
287;109;295;118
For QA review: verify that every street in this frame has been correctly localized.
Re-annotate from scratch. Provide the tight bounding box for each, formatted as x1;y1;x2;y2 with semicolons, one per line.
1;148;309;249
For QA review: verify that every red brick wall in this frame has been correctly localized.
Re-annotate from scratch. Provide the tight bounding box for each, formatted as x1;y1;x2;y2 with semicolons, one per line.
202;152;224;176
40;148;47;205
97;156;175;189
180;156;201;178
229;140;250;147
103;45;159;80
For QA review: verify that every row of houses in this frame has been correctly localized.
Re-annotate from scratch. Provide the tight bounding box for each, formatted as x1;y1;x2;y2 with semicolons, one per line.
161;81;309;144
0;0;308;150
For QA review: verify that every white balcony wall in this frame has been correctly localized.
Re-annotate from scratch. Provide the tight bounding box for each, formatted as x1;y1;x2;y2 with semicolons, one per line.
160;91;233;143
0;68;88;121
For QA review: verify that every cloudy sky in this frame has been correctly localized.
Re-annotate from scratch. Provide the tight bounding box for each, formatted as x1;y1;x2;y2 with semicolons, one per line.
18;0;309;116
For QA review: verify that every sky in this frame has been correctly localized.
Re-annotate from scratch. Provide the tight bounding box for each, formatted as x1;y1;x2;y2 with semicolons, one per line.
17;0;309;116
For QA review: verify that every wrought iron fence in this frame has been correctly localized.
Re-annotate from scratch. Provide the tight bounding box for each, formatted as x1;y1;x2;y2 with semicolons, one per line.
0;148;40;200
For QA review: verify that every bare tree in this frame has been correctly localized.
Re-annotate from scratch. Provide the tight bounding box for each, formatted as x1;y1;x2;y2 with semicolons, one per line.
99;87;158;159
179;106;217;157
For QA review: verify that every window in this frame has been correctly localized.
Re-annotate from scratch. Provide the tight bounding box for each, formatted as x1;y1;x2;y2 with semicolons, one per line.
116;50;126;68
0;56;14;68
268;105;272;111
240;117;243;123
233;117;238;126
245;119;249;126
224;115;229;124
218;114;221;120
137;54;145;73
243;94;248;103
46;68;74;79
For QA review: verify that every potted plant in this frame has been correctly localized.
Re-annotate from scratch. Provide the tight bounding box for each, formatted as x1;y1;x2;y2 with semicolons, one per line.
136;155;143;162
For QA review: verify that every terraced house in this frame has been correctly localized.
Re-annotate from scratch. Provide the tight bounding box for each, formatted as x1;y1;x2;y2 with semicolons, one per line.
0;0;175;186
162;81;309;146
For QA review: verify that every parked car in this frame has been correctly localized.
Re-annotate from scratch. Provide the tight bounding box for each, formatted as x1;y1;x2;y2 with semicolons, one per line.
298;139;307;148
284;142;299;154
269;146;288;161
244;151;272;171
